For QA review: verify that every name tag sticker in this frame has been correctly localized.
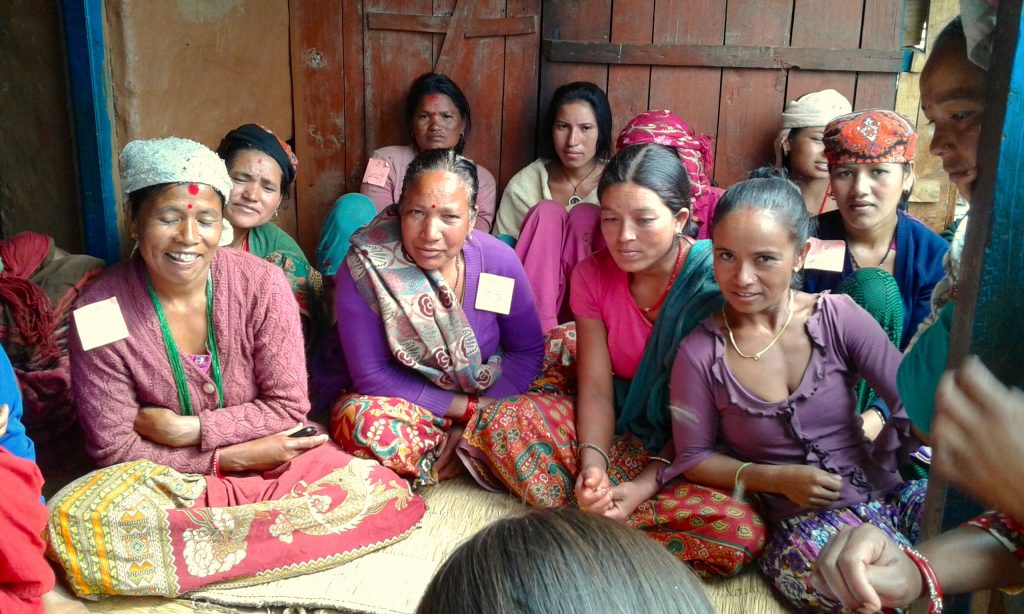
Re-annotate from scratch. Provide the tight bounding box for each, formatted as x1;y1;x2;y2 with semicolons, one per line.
804;238;846;272
73;297;130;351
362;158;390;187
475;273;515;315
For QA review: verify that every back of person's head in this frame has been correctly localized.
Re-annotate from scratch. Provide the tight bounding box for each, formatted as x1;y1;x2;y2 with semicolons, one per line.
713;166;815;250
598;143;697;236
416;508;715;614
543;81;613;160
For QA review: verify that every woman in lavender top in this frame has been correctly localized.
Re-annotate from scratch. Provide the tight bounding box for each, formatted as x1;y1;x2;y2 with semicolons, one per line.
663;169;923;611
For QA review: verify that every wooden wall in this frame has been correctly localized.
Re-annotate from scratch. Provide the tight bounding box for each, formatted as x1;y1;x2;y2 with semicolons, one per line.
291;0;905;256
541;0;904;188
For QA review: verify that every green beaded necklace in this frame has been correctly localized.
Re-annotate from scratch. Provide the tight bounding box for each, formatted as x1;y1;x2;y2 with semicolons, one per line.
145;274;224;415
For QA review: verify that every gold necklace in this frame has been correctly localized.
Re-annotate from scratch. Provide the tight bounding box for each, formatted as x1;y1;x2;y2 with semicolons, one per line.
452;252;464;302
722;290;795;361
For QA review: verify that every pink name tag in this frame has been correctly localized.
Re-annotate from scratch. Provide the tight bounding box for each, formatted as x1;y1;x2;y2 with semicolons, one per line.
362;158;390;187
804;238;846;272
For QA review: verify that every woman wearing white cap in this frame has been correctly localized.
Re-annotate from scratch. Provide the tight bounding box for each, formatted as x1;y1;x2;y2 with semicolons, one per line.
774;89;853;215
47;137;424;598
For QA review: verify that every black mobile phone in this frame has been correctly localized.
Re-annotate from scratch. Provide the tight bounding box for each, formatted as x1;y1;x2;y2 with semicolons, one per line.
288;426;318;438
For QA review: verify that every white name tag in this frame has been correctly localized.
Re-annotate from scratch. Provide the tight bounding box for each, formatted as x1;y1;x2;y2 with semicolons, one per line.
73;297;130;350
361;158;390;187
475;273;515;315
804;238;847;272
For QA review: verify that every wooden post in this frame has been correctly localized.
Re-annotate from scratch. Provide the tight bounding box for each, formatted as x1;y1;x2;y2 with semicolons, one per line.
919;1;1024;611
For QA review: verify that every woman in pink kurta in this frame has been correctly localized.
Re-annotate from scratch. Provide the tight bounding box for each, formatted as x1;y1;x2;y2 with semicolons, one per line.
47;137;423;600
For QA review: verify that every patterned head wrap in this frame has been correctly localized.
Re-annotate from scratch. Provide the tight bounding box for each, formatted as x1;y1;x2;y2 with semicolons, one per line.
616;109;715;200
121;137;233;202
775;89;852;168
217;123;299;187
823;109;917;166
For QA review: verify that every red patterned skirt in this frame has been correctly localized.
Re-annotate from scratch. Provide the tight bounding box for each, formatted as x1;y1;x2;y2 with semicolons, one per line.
331;324;765;576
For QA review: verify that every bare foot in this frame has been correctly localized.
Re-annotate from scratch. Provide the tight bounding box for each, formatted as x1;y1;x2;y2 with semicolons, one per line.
42;586;88;614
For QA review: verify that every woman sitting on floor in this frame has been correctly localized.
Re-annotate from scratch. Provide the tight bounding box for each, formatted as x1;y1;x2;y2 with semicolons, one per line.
664;170;923;611
49;137;424;599
465;143;766;577
492;81;611;331
216;123;324;347
773;88;852;215
804;110;949;434
359;72;496;231
328;148;544;488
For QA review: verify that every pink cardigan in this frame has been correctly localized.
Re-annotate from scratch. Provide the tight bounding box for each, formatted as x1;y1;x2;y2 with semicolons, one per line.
70;249;309;473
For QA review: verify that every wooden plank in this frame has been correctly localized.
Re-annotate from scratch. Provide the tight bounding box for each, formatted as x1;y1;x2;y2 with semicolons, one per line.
542;40;902;72
447;0;505;178
925;3;1024;611
289;0;347;255
366;12;536;37
539;0;611;137
342;0;366;191
854;0;902;109
607;0;654;134
434;0;477;75
784;0;861;115
715;0;792;186
364;0;434;155
499;0;542;191
649;0;726;145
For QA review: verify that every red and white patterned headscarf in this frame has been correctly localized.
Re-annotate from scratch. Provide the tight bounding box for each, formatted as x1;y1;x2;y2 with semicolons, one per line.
824;109;917;166
615;109;715;201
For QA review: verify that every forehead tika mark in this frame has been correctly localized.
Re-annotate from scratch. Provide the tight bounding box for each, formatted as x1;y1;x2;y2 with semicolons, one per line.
188;183;199;195
188;203;193;210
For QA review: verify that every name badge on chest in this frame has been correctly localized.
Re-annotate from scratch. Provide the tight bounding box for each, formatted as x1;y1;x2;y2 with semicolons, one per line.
475;273;515;315
804;238;847;273
362;158;390;187
73;297;130;350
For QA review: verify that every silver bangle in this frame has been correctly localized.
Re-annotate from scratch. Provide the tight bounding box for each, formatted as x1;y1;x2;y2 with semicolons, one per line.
648;456;672;466
579;443;610;471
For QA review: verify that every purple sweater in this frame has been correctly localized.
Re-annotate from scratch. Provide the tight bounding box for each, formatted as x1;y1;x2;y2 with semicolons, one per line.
665;293;915;523
70;249;309;473
335;231;544;415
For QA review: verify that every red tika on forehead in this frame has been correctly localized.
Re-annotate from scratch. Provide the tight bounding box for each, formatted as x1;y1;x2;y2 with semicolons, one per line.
188;183;199;195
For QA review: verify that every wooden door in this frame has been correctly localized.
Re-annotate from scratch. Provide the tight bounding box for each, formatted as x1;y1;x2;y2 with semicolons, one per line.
541;0;904;187
290;0;541;255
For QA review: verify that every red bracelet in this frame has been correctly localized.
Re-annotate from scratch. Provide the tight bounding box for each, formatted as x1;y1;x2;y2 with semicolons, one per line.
212;448;224;479
455;395;479;425
900;545;943;613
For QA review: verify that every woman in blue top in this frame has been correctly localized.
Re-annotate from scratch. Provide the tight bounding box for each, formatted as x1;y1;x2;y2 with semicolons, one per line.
803;110;948;434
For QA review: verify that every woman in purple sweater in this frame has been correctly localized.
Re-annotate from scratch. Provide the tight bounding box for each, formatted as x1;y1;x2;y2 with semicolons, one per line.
48;138;424;598
665;170;923;611
329;148;544;488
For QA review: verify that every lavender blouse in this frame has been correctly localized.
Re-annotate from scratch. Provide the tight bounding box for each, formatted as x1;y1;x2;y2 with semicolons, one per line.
663;293;917;523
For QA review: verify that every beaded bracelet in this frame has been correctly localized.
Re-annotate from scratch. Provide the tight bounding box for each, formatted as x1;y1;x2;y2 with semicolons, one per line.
579;443;610;471
212;448;224;480
900;545;943;613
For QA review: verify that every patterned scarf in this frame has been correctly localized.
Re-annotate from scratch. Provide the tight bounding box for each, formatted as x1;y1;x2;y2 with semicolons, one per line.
345;205;501;393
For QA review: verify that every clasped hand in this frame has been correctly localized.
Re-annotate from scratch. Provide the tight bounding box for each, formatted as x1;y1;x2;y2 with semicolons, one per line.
574;466;646;522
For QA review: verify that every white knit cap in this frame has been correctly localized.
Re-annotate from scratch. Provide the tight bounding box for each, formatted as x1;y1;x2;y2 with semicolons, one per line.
780;89;853;129
120;137;233;202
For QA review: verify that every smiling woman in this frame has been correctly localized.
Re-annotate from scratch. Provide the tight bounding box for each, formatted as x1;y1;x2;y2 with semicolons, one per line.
217;124;324;349
47;137;424;599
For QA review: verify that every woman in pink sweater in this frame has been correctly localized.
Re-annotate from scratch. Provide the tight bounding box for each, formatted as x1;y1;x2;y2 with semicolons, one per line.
48;137;423;599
